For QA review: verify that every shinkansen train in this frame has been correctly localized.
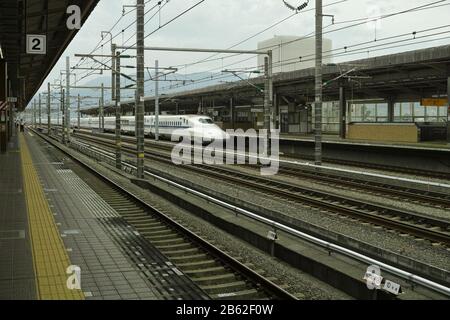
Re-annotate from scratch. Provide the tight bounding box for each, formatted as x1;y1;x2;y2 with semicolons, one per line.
42;115;230;141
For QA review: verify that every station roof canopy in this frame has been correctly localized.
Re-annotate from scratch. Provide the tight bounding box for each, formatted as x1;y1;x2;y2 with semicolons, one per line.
82;44;450;115
0;0;100;111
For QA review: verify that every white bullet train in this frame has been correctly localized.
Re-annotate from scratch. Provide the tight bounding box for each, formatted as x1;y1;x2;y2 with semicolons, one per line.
42;115;230;141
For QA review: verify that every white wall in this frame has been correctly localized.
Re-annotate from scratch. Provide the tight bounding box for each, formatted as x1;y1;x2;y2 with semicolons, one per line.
257;35;332;74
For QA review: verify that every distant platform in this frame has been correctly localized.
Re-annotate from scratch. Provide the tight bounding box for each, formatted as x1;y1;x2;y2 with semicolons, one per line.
279;133;450;152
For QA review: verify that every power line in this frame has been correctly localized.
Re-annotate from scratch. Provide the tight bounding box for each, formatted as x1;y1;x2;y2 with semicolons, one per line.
170;0;448;74
148;28;450;94
169;0;348;71
77;0;174;83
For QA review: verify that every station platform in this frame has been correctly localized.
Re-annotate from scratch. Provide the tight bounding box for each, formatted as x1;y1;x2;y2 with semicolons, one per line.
279;133;450;152
0;128;205;300
274;133;450;175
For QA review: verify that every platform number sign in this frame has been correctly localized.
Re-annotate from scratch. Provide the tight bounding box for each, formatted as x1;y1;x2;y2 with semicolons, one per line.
26;35;46;55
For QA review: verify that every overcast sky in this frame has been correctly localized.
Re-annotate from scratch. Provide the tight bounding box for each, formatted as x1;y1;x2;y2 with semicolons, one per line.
35;0;450;100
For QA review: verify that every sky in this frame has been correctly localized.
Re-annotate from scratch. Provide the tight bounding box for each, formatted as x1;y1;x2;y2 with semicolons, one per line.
32;0;450;105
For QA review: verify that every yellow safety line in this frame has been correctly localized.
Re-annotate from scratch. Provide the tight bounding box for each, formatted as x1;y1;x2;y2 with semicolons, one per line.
19;133;84;300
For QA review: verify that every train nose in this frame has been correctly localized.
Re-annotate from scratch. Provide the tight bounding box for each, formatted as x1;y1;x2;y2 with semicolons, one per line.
207;130;229;141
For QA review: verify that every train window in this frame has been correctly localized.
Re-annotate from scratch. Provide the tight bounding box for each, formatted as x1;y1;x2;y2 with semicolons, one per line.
199;118;213;124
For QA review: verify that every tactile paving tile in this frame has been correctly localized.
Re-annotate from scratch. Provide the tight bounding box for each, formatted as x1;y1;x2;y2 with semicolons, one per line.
0;134;36;300
25;134;206;300
19;134;84;300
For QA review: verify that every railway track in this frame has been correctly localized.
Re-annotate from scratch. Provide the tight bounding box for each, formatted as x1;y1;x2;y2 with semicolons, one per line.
73;128;450;180
36;130;297;300
74;129;450;208
70;131;450;247
277;167;450;209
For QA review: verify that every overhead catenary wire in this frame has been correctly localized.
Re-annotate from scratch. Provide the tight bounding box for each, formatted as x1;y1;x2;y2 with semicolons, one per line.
75;1;169;81
148;28;450;95
76;0;446;87
166;0;448;76
38;0;449;110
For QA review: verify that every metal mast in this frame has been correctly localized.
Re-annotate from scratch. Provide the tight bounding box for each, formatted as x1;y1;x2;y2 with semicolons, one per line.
47;83;51;135
135;0;145;178
66;56;71;143
314;0;323;165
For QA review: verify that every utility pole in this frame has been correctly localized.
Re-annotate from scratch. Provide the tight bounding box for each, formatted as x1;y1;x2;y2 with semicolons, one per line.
38;93;42;128
57;95;60;126
100;83;104;131
115;51;122;170
155;60;159;141
136;0;145;179
263;51;273;157
315;0;323;165
112;43;116;101
66;56;71;143
47;83;51;135
77;94;81;128
61;88;66;144
33;99;36;128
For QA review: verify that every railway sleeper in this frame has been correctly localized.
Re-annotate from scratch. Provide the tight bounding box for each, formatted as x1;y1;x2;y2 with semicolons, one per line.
212;289;265;300
155;242;193;250
201;280;250;294
149;237;187;246
160;247;201;257
168;253;210;263
183;266;232;277
193;273;239;286
144;233;182;241
176;259;218;271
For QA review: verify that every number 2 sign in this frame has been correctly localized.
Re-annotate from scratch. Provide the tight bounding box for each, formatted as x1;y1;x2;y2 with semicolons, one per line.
26;35;46;55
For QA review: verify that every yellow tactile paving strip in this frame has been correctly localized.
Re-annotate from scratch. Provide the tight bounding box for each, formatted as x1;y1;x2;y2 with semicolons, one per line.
20;133;84;300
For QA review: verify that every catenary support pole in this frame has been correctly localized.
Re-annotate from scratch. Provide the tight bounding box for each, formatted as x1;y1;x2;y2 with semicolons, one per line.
47;83;51;135
155;60;159;141
135;0;145;178
66;56;71;143
314;0;323;165
77;94;80;129
61;88;66;144
115;51;122;170
339;85;346;139
38;93;41;128
100;83;104;131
